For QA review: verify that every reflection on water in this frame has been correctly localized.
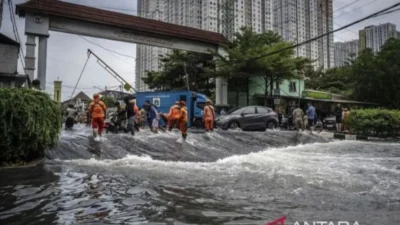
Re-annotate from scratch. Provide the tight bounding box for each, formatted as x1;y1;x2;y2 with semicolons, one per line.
0;127;399;225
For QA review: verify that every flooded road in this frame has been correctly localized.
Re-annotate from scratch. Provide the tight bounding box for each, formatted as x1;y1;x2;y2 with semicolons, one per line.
0;126;399;225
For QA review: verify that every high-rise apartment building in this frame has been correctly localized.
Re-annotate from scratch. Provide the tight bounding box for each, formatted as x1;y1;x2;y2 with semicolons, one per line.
135;0;166;91
219;0;273;40
358;23;397;53
0;0;3;30
334;40;359;67
135;0;334;91
273;0;334;69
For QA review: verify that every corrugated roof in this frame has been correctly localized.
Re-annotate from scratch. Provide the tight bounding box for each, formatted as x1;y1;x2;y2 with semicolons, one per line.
16;0;229;46
62;91;91;104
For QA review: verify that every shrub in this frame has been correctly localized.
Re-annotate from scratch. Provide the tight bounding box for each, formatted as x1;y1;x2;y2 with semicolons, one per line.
0;88;62;164
346;109;400;137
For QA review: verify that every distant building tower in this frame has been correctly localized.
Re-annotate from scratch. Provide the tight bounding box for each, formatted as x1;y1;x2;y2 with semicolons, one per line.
0;0;3;30
53;80;62;103
359;23;398;53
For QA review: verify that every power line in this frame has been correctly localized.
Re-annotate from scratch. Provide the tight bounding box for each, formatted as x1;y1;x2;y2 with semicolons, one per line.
252;2;400;61
335;0;379;19
333;0;363;14
78;36;136;59
69;54;91;103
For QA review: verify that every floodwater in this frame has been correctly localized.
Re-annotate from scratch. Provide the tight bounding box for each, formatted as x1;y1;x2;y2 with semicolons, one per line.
0;125;399;225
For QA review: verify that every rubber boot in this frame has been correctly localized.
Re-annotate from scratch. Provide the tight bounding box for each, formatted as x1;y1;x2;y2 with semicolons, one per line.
93;129;98;138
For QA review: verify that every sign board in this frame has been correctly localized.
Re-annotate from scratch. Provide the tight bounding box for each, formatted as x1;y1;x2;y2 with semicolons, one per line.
123;83;132;92
273;89;280;99
274;98;280;105
153;98;160;107
302;90;332;100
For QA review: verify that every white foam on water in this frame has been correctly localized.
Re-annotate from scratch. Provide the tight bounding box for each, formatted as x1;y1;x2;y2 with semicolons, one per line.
64;141;393;171
60;140;400;198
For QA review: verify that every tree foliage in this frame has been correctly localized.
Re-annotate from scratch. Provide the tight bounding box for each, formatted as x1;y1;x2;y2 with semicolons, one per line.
306;38;400;108
347;109;400;136
214;27;310;106
142;50;215;96
305;66;353;95
100;96;117;108
0;89;62;164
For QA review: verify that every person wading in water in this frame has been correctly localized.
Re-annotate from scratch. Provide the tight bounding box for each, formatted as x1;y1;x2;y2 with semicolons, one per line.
167;101;181;131
89;93;107;140
292;105;304;132
203;99;215;132
178;101;188;140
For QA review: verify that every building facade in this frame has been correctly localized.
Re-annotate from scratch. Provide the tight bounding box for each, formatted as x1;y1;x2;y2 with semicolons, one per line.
135;0;334;91
135;0;167;91
0;0;3;30
0;33;28;88
273;0;334;69
334;39;359;67
359;23;398;53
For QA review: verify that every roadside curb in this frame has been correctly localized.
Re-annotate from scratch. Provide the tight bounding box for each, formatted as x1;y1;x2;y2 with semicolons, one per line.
333;133;370;141
0;158;43;169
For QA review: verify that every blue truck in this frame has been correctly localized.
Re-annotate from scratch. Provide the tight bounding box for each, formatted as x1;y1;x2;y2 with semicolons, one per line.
135;90;209;127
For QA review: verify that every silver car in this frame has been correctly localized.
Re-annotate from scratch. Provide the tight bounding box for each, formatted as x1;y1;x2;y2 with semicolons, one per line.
216;106;279;131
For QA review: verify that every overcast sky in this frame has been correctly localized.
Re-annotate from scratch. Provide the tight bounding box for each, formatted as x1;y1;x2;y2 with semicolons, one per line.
1;0;399;101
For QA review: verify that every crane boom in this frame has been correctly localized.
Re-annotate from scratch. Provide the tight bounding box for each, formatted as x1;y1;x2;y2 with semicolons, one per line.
87;49;136;93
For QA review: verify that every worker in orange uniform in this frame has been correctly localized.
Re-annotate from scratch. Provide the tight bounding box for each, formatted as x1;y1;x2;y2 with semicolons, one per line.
203;99;216;132
132;99;140;132
167;101;181;131
89;93;107;140
178;101;188;140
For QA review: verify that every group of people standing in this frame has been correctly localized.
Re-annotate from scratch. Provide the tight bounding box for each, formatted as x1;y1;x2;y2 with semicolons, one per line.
87;93;216;141
334;104;351;132
292;102;318;133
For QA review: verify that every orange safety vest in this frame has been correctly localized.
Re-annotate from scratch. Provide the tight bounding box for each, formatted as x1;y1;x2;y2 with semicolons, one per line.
180;106;188;123
203;105;215;120
168;105;181;120
133;105;139;118
89;100;106;118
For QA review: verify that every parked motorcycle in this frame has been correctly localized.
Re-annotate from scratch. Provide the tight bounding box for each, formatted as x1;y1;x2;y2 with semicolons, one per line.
104;112;128;134
280;115;296;130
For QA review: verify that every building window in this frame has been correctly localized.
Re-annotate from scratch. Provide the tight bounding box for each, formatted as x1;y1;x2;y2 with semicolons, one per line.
289;82;297;92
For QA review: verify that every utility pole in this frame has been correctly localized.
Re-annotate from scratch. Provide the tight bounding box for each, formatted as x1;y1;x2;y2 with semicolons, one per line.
326;0;331;69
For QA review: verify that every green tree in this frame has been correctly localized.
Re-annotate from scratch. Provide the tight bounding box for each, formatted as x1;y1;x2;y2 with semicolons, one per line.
308;38;400;108
142;50;215;96
214;27;310;106
368;38;400;108
100;96;116;108
305;66;353;96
